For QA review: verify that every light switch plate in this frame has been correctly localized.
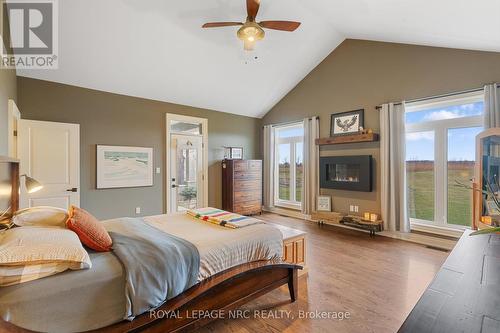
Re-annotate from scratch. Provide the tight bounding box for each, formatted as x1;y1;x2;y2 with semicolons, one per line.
156;167;161;174
135;207;141;214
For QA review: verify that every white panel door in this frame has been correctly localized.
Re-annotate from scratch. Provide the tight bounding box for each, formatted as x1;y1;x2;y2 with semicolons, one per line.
17;120;80;209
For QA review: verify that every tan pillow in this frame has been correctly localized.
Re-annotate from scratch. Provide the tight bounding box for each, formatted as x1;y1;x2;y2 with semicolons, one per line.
0;226;91;267
12;206;69;227
0;262;79;286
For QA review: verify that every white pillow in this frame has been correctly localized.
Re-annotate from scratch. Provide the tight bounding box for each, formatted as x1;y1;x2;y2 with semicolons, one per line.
0;226;91;282
12;206;69;227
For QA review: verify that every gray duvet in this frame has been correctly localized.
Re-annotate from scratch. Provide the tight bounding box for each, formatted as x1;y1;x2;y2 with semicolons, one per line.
106;217;200;320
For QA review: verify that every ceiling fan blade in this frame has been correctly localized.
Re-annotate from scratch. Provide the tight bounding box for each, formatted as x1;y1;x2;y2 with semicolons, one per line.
247;0;260;20
202;22;243;28
259;21;301;31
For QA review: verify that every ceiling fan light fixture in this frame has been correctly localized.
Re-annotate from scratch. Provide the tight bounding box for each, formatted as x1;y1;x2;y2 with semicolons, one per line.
243;39;256;51
237;22;264;51
202;0;301;51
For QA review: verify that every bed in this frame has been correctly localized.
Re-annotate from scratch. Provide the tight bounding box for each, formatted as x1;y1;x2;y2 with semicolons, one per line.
0;209;301;333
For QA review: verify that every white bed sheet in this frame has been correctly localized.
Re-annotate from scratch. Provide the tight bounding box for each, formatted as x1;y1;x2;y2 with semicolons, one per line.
144;212;283;280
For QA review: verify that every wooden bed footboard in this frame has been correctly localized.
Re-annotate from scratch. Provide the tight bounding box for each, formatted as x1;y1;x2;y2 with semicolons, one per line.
0;261;301;333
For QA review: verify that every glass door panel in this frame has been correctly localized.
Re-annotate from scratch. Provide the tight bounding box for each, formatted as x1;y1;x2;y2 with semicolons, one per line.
447;127;483;226
295;142;303;202
176;147;198;211
278;143;291;201
406;131;435;222
170;135;202;212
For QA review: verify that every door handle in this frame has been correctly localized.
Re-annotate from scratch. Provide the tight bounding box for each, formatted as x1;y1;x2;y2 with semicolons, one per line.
66;188;78;192
171;184;177;188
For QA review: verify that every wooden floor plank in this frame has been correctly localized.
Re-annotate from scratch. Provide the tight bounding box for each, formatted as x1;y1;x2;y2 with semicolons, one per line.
195;213;448;333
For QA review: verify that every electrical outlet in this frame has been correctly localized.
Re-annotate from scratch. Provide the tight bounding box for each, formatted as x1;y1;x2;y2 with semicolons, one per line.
135;207;141;214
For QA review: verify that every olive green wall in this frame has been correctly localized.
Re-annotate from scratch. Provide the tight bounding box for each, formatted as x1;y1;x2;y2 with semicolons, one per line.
17;77;261;219
263;39;500;216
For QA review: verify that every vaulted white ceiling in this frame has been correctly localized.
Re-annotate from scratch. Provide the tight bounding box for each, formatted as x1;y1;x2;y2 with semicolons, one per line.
17;0;500;118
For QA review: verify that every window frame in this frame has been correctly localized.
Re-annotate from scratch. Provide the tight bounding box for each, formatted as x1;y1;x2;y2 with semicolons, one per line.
405;91;484;230
273;122;304;210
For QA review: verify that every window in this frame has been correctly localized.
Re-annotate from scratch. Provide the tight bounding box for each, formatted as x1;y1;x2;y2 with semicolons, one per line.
405;91;484;229
274;123;304;209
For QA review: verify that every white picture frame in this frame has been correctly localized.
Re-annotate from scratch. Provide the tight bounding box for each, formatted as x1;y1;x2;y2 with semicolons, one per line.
230;147;243;159
317;195;332;212
223;147;243;160
97;145;153;189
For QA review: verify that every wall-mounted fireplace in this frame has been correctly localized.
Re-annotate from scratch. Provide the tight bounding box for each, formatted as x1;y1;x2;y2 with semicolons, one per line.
320;155;372;192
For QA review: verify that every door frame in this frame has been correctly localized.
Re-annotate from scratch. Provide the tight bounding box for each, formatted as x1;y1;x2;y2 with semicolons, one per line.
7;99;21;158
166;113;208;213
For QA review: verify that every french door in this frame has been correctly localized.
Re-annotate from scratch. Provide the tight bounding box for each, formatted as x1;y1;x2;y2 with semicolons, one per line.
166;114;208;213
405;92;483;230
274;123;304;209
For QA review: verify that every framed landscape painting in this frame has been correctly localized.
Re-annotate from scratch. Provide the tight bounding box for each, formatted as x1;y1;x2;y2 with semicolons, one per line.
97;145;153;189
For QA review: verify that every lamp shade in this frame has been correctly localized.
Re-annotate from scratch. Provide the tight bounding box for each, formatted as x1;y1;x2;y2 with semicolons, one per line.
24;175;43;193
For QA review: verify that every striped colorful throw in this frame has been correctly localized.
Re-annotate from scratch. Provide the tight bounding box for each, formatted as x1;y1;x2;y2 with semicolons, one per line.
186;207;263;229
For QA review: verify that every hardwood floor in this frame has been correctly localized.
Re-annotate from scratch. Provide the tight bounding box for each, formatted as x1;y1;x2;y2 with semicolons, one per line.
195;213;449;333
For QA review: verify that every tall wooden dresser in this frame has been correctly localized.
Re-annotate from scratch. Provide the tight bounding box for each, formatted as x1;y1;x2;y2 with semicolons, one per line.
222;159;262;215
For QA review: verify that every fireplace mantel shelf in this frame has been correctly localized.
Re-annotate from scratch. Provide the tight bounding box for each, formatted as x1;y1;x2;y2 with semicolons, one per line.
316;133;379;145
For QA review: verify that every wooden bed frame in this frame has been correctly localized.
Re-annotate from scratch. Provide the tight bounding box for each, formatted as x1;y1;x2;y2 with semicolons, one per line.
0;260;301;333
0;156;301;332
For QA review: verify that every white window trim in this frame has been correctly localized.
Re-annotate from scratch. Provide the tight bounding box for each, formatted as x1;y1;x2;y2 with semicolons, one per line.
273;122;304;210
405;91;484;230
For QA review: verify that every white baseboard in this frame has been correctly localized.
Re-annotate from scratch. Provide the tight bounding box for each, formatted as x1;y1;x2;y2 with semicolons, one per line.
263;207;310;220
379;230;457;251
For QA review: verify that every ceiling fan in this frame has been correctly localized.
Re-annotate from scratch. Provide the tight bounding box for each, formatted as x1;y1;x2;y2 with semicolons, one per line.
202;0;301;51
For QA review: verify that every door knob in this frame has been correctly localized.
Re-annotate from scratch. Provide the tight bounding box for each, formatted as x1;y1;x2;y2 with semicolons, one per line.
66;188;78;192
171;184;177;188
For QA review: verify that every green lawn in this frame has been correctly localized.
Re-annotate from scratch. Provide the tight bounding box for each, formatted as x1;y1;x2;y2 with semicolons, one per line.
278;165;302;202
407;167;473;226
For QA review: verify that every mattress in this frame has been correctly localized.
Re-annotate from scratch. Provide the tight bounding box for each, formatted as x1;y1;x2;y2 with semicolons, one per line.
0;213;283;333
0;250;126;333
144;213;283;280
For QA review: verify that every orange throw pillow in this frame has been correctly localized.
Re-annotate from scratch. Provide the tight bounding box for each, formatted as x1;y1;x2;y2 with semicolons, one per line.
66;206;112;252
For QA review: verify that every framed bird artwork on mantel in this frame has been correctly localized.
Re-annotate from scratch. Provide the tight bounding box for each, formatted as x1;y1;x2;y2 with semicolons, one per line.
330;109;364;136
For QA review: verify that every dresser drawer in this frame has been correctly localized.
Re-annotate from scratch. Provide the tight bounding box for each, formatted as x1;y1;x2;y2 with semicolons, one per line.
233;161;248;171
234;171;261;180
248;160;262;171
234;191;261;203
234;179;261;191
234;201;261;213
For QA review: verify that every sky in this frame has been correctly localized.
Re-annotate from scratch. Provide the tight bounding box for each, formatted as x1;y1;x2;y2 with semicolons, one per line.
405;102;483;161
277;125;304;165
